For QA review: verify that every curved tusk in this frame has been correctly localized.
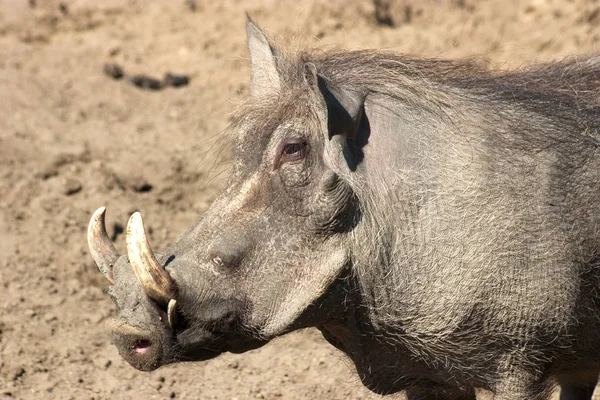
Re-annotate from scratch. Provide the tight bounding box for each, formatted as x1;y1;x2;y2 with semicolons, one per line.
88;207;119;283
126;212;176;304
167;299;178;330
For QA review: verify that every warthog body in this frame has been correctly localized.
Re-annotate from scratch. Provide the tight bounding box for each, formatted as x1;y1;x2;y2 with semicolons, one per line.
88;20;600;400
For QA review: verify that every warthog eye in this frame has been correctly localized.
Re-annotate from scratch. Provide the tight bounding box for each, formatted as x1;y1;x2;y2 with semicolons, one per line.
276;139;309;168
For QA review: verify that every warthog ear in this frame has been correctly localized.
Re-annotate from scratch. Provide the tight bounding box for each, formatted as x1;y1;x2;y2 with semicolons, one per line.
246;17;280;97
319;77;364;140
303;63;365;139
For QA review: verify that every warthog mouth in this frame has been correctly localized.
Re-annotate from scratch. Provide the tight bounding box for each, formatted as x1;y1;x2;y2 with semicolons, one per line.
104;313;270;371
104;317;166;372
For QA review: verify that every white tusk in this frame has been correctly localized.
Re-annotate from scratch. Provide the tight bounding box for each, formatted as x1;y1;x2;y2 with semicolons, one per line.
126;212;175;304
87;207;119;283
167;299;178;329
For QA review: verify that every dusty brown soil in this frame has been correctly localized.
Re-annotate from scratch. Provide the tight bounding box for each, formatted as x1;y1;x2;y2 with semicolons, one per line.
1;0;599;399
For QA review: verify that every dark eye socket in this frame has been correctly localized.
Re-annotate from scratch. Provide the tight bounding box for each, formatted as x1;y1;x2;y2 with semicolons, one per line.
277;139;309;167
283;142;307;157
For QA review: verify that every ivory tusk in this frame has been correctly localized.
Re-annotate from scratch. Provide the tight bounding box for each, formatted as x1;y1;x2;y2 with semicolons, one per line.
126;212;176;304
87;207;119;283
167;299;178;329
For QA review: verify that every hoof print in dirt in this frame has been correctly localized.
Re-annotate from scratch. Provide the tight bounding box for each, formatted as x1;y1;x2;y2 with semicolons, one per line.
103;63;190;91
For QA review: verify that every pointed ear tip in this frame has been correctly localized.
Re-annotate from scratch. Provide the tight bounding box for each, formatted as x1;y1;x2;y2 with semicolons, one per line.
246;18;272;47
245;14;258;30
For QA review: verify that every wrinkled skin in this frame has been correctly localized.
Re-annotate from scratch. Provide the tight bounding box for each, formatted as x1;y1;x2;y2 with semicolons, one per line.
92;20;600;400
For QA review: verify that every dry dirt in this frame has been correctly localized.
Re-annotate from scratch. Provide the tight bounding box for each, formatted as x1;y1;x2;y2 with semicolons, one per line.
1;0;600;399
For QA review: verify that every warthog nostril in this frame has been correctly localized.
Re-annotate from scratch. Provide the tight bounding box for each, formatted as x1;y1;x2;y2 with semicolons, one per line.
134;339;152;354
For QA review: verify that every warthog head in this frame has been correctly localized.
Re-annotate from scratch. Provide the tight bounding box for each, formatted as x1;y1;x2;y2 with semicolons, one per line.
88;20;365;372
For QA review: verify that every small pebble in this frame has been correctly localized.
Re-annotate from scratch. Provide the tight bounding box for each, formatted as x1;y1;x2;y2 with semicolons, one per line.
62;178;82;195
10;367;25;381
129;75;163;91
163;73;190;87
103;63;124;80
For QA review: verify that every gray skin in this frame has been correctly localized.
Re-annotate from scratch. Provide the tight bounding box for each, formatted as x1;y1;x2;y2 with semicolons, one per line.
98;20;600;400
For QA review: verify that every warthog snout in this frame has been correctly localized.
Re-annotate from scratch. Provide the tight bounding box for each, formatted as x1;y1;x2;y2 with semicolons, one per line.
104;317;164;371
89;208;180;370
88;206;264;370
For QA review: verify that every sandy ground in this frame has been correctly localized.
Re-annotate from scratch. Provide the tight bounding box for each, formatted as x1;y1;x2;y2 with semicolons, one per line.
1;0;599;399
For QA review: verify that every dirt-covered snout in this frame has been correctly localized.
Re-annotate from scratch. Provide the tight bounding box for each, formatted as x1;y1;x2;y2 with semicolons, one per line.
87;207;178;371
103;259;173;372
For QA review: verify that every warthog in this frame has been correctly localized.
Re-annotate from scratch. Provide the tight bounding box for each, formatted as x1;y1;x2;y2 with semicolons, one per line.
87;19;600;400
